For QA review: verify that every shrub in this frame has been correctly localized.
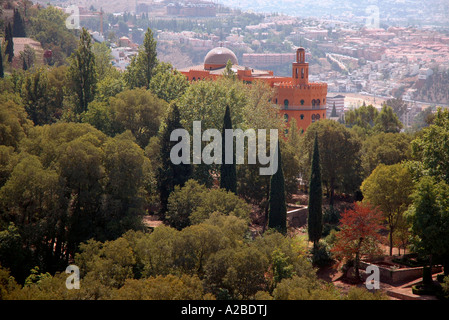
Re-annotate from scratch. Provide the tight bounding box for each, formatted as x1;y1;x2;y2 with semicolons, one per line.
311;242;334;267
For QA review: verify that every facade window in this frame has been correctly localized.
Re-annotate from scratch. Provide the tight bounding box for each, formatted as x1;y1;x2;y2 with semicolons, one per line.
312;99;316;107
300;99;305;105
283;114;289;122
275;98;278;104
300;114;304;120
295;68;298;79
317;99;320;106
192;77;196;81
316;114;320;120
301;68;304;79
284;129;289;135
301;129;304;134
312;114;316;123
284;99;289;108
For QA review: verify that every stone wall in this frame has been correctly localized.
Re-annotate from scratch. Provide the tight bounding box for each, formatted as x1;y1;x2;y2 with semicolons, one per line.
360;261;443;285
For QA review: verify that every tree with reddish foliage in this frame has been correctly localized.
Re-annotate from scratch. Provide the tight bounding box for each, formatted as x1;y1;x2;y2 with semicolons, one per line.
331;202;384;280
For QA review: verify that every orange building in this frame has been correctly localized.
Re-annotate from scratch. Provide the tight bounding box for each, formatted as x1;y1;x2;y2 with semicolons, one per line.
179;47;328;133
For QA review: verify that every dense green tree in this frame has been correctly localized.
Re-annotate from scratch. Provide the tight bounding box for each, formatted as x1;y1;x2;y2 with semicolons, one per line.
66;28;97;114
75;237;136;288
344;104;378;134
300;119;362;206
220;105;237;193
361;163;414;256
113;274;209;300
101;135;149;239
93;69;126;102
172;223;229;276
204;246;268;299
148;62;189;103
0;98;33;149
308;133;323;250
0;223;31;283
20;68;57;125
272;275;339;300
345;104;402;135
80;88;166;146
374;105;403;133
361;132;412;178
268;142;287;234
166;179;250;230
91;42;114;79
412;107;449;185
125;27;158;89
157;103;192;218
407;176;449;279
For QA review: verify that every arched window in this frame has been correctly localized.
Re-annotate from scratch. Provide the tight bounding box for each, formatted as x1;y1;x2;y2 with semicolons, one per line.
275;98;278;104
295;68;298;79
300;99;305;105
300;114;304;120
301;68;304;79
192;77;196;81
312;114;316;123
283;114;289;122
312;99;316;107
284;129;289;135
316;114;320;120
317;99;320;106
284;99;289;108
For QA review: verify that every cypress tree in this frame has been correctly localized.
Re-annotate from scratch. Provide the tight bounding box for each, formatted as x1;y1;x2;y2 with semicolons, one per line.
5;23;14;63
268;142;287;234
157;103;192;219
331;103;337;117
67;28;97;113
0;42;4;78
220;105;237;193
22;57;27;71
13;9;26;37
308;132;323;250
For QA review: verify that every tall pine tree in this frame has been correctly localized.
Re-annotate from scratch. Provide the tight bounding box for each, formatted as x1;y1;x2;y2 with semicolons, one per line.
331;103;337;117
67;28;97;114
13;9;26;37
0;42;4;78
308;132;323;250
5;23;14;63
220;105;237;193
268;142;287;234
125;27;158;88
157;103;192;219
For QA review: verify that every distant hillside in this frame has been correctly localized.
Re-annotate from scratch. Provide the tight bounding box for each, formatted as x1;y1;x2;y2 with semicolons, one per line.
220;0;449;26
413;71;449;105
